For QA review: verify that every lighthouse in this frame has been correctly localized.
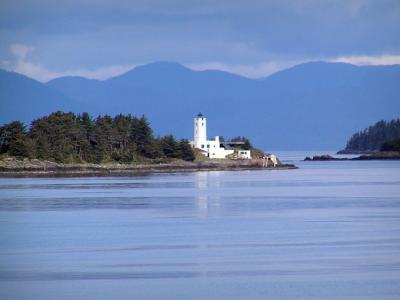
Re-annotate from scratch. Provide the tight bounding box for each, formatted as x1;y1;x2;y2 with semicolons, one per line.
193;112;207;149
190;113;236;159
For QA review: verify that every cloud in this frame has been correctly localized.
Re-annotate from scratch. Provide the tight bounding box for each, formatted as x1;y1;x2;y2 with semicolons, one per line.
61;64;137;80
10;44;35;60
188;60;304;78
7;43;136;82
331;55;400;66
5;44;400;82
2;0;400;65
189;54;400;78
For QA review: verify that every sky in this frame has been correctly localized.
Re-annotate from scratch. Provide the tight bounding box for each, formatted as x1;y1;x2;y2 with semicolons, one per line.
0;0;400;82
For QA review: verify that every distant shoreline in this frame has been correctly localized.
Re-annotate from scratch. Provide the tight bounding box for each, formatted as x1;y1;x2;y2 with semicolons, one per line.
0;158;297;177
304;151;400;161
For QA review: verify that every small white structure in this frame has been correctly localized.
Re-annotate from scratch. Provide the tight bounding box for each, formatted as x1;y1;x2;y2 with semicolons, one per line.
190;113;235;159
262;154;278;167
269;154;278;166
237;150;251;159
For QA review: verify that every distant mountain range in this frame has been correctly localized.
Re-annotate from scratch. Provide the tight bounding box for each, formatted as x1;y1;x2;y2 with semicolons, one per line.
1;61;400;150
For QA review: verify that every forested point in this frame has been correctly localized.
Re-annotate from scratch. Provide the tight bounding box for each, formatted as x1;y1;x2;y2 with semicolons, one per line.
380;139;400;152
0;111;195;163
342;119;400;152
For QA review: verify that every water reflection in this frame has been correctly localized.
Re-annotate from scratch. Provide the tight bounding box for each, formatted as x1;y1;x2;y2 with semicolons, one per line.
194;172;223;218
1;162;400;300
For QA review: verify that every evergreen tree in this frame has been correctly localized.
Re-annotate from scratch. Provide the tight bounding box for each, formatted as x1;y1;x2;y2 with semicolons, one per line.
112;114;134;162
230;136;252;150
344;119;400;151
0;121;30;158
78;112;96;162
130;115;160;159
93;115;114;162
159;135;180;158
178;139;195;161
1;111;194;164
381;139;400;152
29;112;82;163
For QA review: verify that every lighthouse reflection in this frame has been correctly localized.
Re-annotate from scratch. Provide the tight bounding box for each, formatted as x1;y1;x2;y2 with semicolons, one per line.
194;171;222;218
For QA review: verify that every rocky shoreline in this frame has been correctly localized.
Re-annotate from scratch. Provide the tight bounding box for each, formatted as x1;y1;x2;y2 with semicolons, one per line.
0;157;297;177
304;151;400;161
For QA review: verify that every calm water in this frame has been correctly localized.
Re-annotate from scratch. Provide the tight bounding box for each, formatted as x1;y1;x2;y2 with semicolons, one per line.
1;152;400;299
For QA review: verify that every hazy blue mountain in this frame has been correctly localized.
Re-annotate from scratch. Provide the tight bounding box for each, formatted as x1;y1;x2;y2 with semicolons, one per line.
258;62;400;149
2;62;400;150
0;69;77;125
46;62;260;143
47;76;102;99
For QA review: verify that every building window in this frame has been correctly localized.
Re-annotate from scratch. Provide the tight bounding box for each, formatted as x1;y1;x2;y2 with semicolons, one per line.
207;144;210;148
201;144;204;148
202;122;204;126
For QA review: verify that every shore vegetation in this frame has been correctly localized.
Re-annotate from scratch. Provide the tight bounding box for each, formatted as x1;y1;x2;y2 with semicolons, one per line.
339;119;400;153
0;111;195;164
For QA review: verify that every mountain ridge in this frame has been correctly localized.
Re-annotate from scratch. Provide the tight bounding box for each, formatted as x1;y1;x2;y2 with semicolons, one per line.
1;61;400;150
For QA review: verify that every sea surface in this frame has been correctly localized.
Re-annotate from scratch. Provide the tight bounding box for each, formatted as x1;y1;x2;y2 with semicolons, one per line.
1;151;400;299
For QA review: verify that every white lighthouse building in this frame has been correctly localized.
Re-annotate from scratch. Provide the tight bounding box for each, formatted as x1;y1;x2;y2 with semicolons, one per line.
193;113;207;149
191;113;235;159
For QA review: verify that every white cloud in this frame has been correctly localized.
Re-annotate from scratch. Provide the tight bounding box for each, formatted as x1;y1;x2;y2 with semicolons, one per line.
331;54;400;66
6;44;400;82
188;54;400;78
7;43;136;82
50;64;137;81
187;60;304;78
10;44;35;60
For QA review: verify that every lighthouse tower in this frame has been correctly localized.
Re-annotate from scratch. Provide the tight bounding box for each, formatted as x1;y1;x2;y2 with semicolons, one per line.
194;112;207;149
190;113;236;159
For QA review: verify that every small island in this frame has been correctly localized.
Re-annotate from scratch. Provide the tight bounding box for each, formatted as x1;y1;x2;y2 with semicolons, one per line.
0;112;295;176
305;118;400;161
337;119;400;154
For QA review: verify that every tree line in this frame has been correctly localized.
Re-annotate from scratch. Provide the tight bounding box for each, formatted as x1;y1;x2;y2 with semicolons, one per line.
0;111;195;163
343;119;400;152
381;139;400;152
